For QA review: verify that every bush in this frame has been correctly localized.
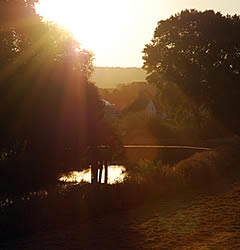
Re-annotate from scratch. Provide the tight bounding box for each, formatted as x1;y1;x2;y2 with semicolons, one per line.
126;138;240;193
175;151;220;189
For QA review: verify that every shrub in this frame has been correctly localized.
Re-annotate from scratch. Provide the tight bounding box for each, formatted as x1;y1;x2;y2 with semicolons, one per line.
126;137;240;193
175;151;220;190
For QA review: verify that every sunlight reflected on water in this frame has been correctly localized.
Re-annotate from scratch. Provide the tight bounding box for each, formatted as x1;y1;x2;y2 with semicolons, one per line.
60;165;127;184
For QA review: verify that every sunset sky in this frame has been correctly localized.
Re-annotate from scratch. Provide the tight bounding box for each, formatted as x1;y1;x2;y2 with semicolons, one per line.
36;0;240;68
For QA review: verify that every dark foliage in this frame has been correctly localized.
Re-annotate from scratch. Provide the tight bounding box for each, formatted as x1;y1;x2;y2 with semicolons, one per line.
0;0;115;192
143;10;240;132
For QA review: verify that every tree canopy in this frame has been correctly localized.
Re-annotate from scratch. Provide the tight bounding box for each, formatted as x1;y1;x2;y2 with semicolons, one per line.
0;0;102;161
143;10;240;131
0;0;123;191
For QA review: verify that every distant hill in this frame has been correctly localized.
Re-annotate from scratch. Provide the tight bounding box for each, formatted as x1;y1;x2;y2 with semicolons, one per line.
91;67;146;88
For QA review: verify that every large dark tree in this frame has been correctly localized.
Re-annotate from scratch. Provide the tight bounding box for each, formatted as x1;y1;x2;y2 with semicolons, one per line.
143;10;240;132
0;0;95;148
0;0;106;190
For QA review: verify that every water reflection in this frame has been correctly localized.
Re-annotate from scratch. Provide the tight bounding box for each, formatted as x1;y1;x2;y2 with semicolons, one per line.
60;165;127;184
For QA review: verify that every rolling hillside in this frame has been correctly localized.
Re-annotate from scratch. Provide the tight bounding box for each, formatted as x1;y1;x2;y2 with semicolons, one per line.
91;67;146;88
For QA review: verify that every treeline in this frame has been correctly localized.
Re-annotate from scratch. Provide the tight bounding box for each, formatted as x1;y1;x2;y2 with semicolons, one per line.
99;82;157;111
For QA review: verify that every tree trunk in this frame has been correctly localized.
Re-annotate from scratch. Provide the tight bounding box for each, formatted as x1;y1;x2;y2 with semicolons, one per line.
104;163;108;184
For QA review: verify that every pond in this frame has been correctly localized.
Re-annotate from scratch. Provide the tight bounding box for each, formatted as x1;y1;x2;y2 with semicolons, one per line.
59;147;209;185
59;165;127;184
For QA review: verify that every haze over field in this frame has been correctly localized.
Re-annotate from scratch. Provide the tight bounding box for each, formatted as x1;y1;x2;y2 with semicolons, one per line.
92;67;146;88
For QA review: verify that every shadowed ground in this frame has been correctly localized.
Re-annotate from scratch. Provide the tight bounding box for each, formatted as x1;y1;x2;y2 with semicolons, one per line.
2;183;240;249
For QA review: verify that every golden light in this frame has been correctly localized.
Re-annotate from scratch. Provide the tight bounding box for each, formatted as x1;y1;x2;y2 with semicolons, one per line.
59;166;127;184
36;0;130;63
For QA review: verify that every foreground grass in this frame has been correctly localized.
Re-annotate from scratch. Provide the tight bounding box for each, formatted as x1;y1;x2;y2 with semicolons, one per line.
1;139;240;241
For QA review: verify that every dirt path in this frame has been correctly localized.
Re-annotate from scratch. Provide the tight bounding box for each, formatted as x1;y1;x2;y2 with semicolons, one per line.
2;185;240;249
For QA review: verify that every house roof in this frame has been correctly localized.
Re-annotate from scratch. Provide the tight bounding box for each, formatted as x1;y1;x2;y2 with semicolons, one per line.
123;96;158;114
145;100;157;114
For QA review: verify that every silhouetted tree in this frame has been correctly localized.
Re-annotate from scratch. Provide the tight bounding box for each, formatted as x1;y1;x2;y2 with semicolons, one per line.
0;0;94;147
143;10;240;132
0;0;104;190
